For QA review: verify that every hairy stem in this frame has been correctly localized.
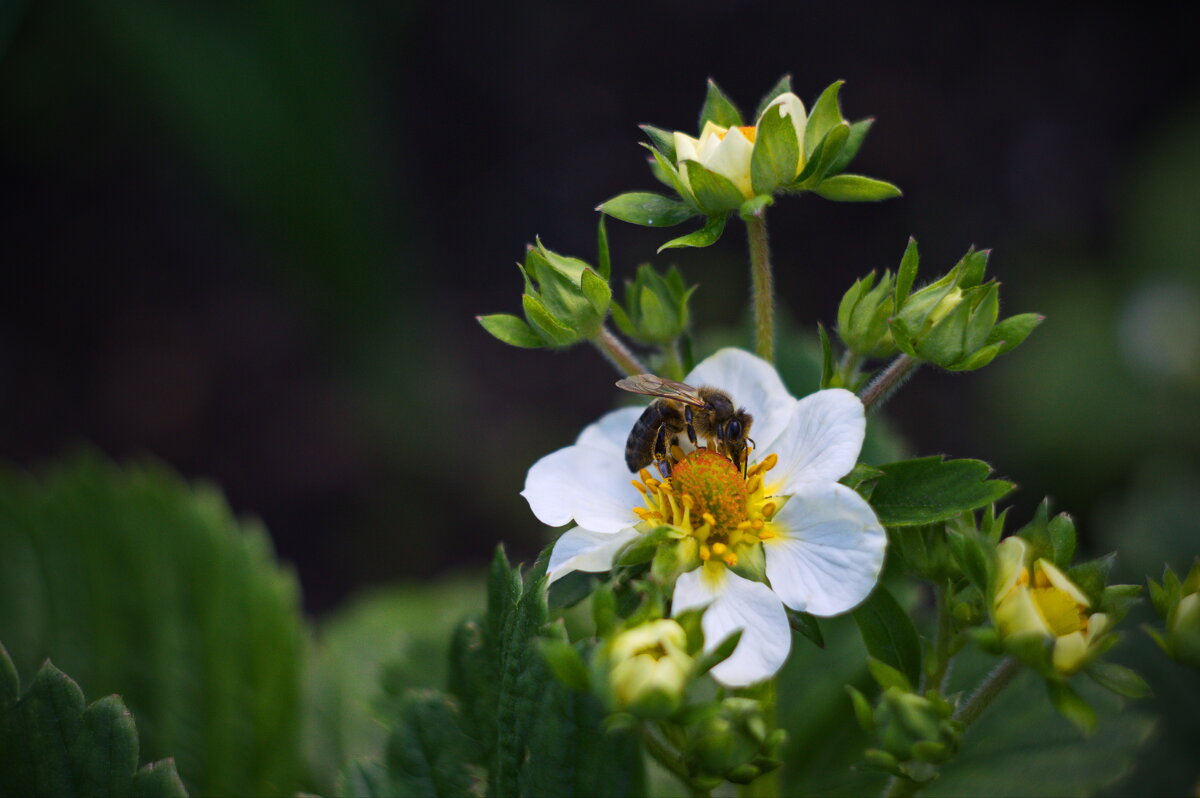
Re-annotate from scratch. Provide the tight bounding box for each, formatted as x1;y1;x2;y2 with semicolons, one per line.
859;354;919;412
745;213;775;364
737;678;779;798
924;584;954;693
954;657;1021;730
592;324;647;376
641;725;710;798
838;349;865;389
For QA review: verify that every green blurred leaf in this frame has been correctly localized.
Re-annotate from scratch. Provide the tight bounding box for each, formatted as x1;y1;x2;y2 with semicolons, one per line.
699;78;743;129
0;644;188;798
597;192;695;227
813;174;902;202
869;457;1015;527
386;692;483;798
853;587;922;689
658;215;726;252
0;454;304;797
1085;662;1152;699
477;314;545;348
1046;680;1097;737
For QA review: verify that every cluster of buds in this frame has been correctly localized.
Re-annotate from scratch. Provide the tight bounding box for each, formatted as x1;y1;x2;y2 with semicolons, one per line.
1147;558;1200;669
478;226;612;349
610;264;696;348
684;697;786;787
837;239;1043;371
846;660;961;785
599;77;899;251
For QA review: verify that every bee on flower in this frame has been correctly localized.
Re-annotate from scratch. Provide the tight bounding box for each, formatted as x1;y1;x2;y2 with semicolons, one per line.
522;348;887;687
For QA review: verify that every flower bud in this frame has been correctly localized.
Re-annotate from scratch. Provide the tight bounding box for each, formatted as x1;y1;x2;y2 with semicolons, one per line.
605;619;691;717
837;270;898;359
610;264;696;346
1148;558;1200;669
874;688;957;764
686;698;782;782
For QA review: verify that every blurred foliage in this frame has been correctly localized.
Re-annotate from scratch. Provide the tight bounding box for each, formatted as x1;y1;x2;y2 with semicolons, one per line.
0;454;305;797
0;641;189;798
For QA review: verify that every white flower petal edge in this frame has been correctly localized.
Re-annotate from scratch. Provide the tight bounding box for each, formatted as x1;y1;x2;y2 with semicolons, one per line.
759;93;808;176
684;348;798;453
522;406;644;533
764;482;886;616
547;527;640;584
767;389;865;491
704;126;756;197
673;567;791;687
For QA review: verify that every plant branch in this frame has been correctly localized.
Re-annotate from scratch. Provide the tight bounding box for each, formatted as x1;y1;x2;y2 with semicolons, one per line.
745;213;775;364
641;725;710;798
954;657;1021;730
859;354;919;412
592;324;647;376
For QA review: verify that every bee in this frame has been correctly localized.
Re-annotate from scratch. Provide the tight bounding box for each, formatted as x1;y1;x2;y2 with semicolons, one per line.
616;374;753;477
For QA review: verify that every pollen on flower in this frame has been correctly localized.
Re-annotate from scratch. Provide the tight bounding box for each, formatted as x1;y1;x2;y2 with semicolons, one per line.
628;446;782;572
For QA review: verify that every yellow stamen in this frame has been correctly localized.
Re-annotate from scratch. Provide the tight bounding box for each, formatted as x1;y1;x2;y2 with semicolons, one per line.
760;453;778;472
751;519;764;531
723;552;738;567
699;545;711;561
702;512;717;528
758;529;775;540
711;542;728;555
632;480;647;495
761;502;776;519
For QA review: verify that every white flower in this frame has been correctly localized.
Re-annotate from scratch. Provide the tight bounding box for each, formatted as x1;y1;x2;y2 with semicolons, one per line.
522;348;886;687
673;92;808;199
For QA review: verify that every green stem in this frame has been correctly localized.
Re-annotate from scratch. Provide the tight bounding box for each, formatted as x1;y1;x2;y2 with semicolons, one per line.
859;354;919;412
954;657;1021;730
925;584;954;693
641;725;710;798
737;679;779;798
745;213;775;364
838;349;865;389
592;324;647;376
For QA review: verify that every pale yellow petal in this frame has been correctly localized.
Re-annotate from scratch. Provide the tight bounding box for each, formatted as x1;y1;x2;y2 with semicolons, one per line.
1053;631;1088;674
994;537;1028;603
703;125;755;198
1036;559;1091;607
996;585;1052;639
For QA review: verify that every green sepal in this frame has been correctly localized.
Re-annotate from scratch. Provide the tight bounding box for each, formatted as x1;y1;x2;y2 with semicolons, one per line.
786;608;825;648
867;656;915;693
918;292;974;365
1067;553;1117;608
522;293;577;347
950;341;1004;371
751;97;801;195
888;316;919;357
659;215;726;252
1085;662;1151;699
596;216;611;281
540;637;591;691
868;456;1015;527
693;630;743;677
597;191;696;227
639;143;697;208
829;117;875;175
476;314;545;347
639;124;677;163
804;80;846;156
739;194;773;221
963;282;1000;354
684;160;745;214
1046;680;1097;737
636;281;672;341
793;122;849;187
841;462;886;498
854;587;922;689
894;237;920;313
591;584;618;637
813;174;903;202
699;78;743;129
845;685;876;732
610;302;635;339
1046;512;1078;569
580;267;611;316
616;525;676;567
817;322;835;389
947;528;991;594
753;74;793;121
987;312;1044;354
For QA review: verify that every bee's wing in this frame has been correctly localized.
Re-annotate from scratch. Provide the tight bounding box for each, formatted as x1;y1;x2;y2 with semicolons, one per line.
615;375;706;407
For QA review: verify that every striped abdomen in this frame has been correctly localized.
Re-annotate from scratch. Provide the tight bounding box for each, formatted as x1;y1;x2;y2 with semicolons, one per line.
624;400;684;471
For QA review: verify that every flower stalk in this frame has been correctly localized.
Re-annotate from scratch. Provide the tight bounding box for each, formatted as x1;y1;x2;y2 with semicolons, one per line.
746;213;776;364
860;354;920;413
592;324;648;376
641;725;712;798
954;657;1021;730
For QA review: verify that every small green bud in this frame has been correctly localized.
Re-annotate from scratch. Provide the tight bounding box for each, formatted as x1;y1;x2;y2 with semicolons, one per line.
1147;558;1200;669
871;687;961;766
611;264;697;346
686;697;777;781
479;239;611;349
837;270;898;358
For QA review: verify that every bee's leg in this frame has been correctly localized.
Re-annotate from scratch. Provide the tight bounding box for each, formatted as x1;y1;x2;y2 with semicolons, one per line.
743;438;756;477
683;406;698;448
714;419;726;458
653;424;672;479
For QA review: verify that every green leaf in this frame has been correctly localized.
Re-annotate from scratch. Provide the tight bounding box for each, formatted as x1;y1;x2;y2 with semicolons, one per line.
699;78;743;129
853;587;922;689
804;80;845;156
869;457;1015;527
595;216;611;281
751;98;801;195
522;293;577;346
787;609;825;648
0;649;188;798
0;454;304;797
1046;680;1097;737
683;160;745;214
639;124;677;163
814;174;902;202
384;692;483;798
894;238;920;314
477;313;545;348
658;215;726;252
753;74;794;121
844;685;875;732
828;118;874;175
540;639;590;691
597;192;695;227
1085;662;1152;699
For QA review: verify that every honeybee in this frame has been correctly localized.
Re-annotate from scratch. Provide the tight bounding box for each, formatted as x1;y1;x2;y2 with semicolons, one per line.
616;374;753;477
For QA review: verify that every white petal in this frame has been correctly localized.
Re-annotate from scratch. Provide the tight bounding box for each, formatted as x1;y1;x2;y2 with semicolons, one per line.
673;132;700;164
993;537;1028;602
547;526;640;584
767;389;865;491
764;482;886;616
673;566;791;687
522;407;644;533
702;125;755;198
696;121;727;161
761;93;808;174
684;348;797;454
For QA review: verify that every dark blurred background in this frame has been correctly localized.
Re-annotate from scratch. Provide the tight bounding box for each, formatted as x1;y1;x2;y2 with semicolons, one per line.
1;0;1198;614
